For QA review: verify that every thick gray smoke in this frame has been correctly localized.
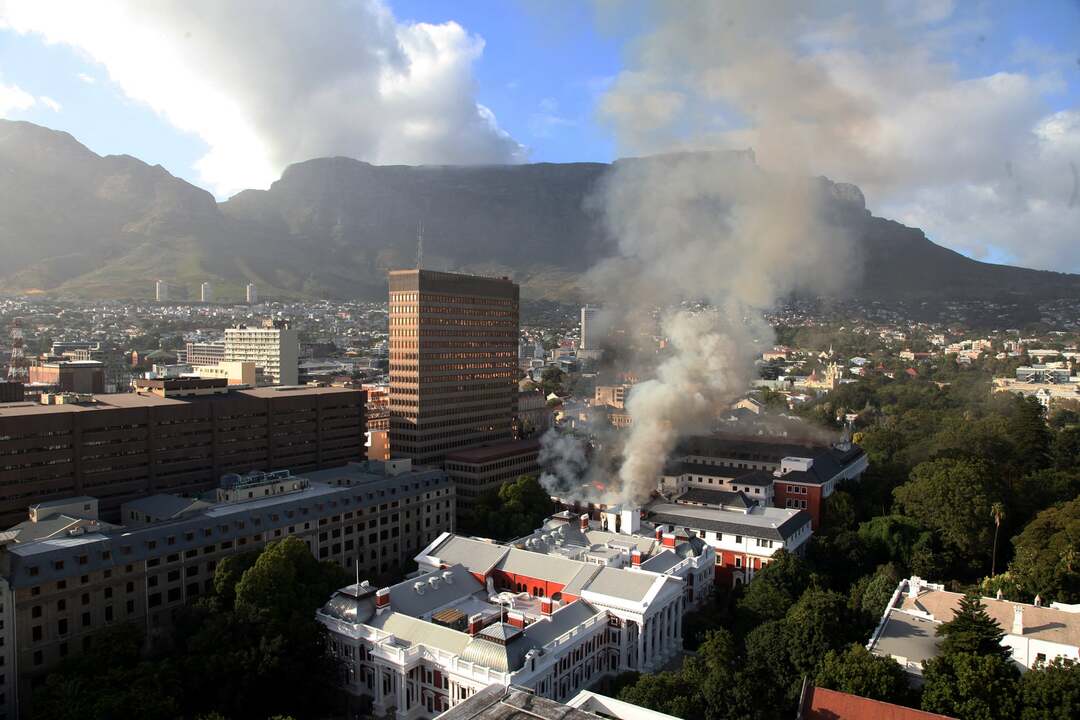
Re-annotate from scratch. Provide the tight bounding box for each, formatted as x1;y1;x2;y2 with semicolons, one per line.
537;428;589;498
592;155;857;505
571;1;872;506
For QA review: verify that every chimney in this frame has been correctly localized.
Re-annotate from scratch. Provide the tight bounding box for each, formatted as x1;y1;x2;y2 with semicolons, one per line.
580;513;590;532
631;549;642;566
508;611;526;629
1012;604;1024;636
907;577;922;600
541;597;553;615
468;613;484;635
662;532;677;549
1034;594;1043;607
375;587;390;614
655;526;664;541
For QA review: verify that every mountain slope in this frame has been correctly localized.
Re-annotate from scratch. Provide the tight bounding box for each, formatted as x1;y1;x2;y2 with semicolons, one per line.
1;119;1079;305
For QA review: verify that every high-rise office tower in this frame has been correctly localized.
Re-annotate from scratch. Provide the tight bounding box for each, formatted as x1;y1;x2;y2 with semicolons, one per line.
246;283;258;304
155;279;169;302
224;320;298;385
200;281;212;303
580;304;600;351
389;269;519;466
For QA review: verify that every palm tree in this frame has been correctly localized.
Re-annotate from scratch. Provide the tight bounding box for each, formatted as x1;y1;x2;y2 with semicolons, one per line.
990;502;1006;576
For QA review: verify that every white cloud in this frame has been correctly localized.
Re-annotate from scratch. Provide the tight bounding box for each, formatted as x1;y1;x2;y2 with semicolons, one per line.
37;95;61;112
0;78;35;116
75;72;95;84
598;1;1080;272
0;0;524;196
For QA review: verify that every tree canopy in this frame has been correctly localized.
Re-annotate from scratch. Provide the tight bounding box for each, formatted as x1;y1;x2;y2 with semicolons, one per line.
935;593;1012;661
460;475;554;540
1008;497;1080;604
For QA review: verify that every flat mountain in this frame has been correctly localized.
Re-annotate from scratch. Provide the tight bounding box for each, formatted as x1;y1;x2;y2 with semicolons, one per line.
2;119;1079;308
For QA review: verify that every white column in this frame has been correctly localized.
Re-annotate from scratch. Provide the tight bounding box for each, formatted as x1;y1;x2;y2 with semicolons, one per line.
396;673;407;719
637;620;646;670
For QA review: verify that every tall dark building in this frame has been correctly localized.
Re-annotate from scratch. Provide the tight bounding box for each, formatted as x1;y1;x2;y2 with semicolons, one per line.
388;269;519;466
0;381;23;403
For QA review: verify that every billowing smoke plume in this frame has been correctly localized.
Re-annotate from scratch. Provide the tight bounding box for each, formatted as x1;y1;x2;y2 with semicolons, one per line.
564;1;874;506
592;154;857;505
537;428;589;498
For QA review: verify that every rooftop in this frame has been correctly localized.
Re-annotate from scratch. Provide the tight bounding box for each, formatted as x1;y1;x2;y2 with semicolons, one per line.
799;686;955;720
900;586;1080;647
0;385;362;416
647;501;810;541
435;686;598;720
444;438;541;464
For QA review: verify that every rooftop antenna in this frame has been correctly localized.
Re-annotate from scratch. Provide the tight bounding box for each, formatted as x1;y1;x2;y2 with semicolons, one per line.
7;318;27;381
355;556;360;591
416;220;424;270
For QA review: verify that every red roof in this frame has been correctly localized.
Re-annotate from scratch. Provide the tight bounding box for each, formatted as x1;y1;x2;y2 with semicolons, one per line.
804;687;955;720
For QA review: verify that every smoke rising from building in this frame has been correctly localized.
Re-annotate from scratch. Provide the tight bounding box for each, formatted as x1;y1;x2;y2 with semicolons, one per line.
539;2;870;506
592;155;858;505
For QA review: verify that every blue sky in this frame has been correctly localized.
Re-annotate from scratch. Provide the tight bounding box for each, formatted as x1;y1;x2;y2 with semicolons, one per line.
0;1;1076;185
0;0;1078;271
0;0;637;184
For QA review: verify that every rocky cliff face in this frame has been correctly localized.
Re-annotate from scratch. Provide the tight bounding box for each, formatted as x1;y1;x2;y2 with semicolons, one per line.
1;119;1079;304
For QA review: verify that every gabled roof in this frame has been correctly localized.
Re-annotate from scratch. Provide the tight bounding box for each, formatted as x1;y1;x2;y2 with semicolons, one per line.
123;494;212;520
676;487;756;508
647;502;810;542
498;548;591;586
386;564;483;617
583;567;664;603
522;600;603;647
369;611;472;656
640;550;683;574
426;535;509;573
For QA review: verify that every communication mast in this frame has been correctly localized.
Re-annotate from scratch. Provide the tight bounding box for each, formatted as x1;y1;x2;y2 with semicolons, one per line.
7;317;28;381
416;220;424;269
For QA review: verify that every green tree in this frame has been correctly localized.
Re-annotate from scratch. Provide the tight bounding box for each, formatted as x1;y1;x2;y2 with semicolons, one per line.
681;630;740;720
1052;427;1080;469
921;652;1020;720
1006;395;1052;470
617;671;704;719
31;625;182;720
1019;657;1080;720
936;593;1012;661
213;549;259;608
734;550;810;629
815;644;911;706
849;564;901;623
1009;497;1080;603
234;536;347;624
893;458;1003;566
820;490;857;535
991;501;1006;577
857;514;929;570
785;588;866;678
540;366;566;396
462;475;554;540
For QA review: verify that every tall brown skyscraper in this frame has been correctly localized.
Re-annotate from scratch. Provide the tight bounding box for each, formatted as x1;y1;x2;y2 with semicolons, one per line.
388;269;519;466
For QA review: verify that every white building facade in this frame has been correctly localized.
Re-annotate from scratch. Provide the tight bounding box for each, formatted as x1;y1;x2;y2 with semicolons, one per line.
319;524;689;719
224;322;298;386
